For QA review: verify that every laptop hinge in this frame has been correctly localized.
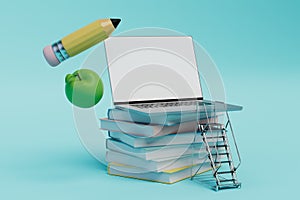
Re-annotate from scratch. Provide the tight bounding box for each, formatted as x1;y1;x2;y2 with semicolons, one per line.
114;97;204;105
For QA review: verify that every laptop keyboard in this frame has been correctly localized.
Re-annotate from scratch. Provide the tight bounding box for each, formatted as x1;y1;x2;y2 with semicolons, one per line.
131;101;210;109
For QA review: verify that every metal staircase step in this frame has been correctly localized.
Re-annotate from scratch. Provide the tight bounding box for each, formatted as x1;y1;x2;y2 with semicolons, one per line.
219;179;237;183
217;183;241;190
211;152;229;156
202;127;224;131
205;135;224;139
209;144;228;148
217;170;234;174
200;123;225;131
214;160;231;164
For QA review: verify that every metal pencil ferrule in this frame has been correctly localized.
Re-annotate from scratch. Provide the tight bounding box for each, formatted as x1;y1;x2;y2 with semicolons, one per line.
51;41;70;63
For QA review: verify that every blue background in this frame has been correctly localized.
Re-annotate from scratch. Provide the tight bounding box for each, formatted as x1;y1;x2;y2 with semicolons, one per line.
1;0;299;199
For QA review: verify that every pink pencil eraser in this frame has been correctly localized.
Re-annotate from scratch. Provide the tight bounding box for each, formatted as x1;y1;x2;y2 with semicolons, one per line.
43;45;60;67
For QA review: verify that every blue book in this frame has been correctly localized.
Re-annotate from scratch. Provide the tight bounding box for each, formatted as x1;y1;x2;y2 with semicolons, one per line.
106;150;209;172
108;107;217;126
108;162;213;184
100;117;216;137
106;138;214;160
108;131;204;148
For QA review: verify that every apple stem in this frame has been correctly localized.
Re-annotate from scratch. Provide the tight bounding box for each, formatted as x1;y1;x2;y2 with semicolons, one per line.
76;74;82;81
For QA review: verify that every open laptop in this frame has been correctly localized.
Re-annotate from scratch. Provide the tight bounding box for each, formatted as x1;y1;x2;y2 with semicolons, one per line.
104;36;241;114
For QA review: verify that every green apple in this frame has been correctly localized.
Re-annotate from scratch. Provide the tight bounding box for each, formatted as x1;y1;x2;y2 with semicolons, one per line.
65;69;103;108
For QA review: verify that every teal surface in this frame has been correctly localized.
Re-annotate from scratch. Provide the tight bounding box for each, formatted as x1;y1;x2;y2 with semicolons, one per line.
1;0;299;199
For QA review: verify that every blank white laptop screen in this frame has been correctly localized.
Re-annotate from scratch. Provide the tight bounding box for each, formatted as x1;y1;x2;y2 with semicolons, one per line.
104;36;203;104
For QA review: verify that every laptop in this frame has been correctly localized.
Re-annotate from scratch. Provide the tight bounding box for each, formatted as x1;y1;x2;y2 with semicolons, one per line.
104;36;240;114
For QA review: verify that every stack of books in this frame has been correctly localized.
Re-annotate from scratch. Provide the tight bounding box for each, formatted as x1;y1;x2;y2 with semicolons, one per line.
100;108;221;184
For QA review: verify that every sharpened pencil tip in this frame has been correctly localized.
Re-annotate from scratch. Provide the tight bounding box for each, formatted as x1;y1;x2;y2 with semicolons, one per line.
110;18;121;28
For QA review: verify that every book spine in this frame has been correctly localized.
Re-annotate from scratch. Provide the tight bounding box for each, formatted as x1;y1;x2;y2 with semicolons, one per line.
107;108;112;119
105;138;109;149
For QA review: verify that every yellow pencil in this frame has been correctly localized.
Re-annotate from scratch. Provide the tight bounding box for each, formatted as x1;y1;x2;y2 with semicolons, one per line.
43;18;121;67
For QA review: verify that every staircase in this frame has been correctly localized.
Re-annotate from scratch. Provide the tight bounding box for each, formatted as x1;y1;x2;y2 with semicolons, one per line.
191;111;241;191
